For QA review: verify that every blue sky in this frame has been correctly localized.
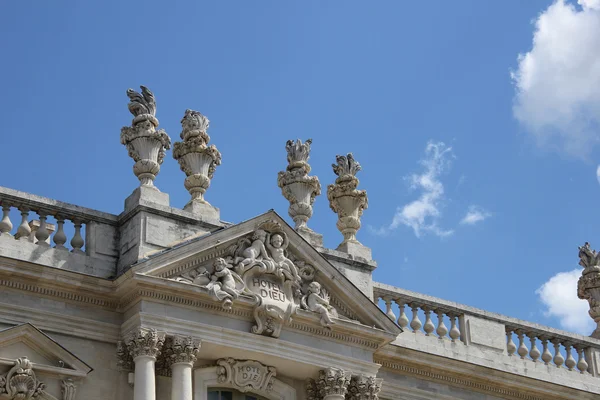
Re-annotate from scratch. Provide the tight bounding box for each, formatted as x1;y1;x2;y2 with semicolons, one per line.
1;1;599;334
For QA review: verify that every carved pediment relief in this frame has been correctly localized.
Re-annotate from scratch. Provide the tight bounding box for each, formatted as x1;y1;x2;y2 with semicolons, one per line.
166;220;340;337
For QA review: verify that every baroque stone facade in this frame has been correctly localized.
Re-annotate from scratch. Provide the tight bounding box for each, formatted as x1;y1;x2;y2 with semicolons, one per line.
0;85;598;400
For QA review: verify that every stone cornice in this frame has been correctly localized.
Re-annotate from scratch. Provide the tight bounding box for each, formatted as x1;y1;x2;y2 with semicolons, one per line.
375;346;600;400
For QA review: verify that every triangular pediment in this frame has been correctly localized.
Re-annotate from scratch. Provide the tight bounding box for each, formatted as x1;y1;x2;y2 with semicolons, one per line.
0;324;92;377
132;211;400;341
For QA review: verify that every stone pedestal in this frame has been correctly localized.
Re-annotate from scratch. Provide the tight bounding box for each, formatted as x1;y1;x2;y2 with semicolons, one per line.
336;240;371;261
297;226;324;248
124;186;170;213
183;200;220;222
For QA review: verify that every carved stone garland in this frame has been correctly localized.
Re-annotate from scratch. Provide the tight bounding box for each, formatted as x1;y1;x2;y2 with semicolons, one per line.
171;220;338;337
277;139;322;245
327;154;368;251
0;357;45;400
172;110;222;211
577;242;600;338
216;358;276;394
120;85;172;188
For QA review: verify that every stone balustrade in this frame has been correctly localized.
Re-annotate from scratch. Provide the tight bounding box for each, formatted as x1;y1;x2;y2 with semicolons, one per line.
374;282;600;380
0;186;119;277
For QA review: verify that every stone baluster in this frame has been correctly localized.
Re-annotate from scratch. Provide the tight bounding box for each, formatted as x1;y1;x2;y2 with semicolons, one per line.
347;374;383;400
172;110;221;217
516;330;528;359
551;339;565;368
0;203;12;237
53;215;67;250
528;333;541;362
423;308;435;336
35;211;50;247
409;304;422;333
435;310;448;339
16;207;31;241
541;338;553;365
164;336;200;400
121;85;171;189
278;139;322;246
395;300;409;330
313;368;351;400
127;329;165;400
448;313;461;342
70;219;84;254
575;346;589;374
506;330;517;356
565;344;576;371
327;153;370;258
383;297;396;321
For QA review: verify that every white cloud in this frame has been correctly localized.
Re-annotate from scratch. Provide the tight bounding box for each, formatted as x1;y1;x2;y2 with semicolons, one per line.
512;0;600;158
536;269;594;334
388;141;455;238
460;206;492;225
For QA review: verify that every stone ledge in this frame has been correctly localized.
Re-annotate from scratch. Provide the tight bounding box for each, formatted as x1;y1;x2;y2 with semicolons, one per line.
317;247;377;271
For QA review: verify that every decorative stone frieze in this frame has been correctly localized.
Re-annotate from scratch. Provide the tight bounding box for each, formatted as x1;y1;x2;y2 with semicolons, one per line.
120;85;171;188
0;357;45;400
216;358;276;394
277;139;322;245
577;242;600;338
327;154;369;257
163;335;200;366
127;329;165;360
313;368;351;400
346;375;382;400
173;109;222;215
61;379;76;400
171;220;338;337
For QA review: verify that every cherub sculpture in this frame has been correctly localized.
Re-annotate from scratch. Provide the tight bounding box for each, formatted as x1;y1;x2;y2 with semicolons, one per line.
208;258;244;309
266;232;300;281
301;282;337;328
234;229;271;271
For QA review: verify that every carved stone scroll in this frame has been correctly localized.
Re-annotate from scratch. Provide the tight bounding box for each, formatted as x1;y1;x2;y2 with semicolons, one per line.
216;358;276;394
61;379;76;400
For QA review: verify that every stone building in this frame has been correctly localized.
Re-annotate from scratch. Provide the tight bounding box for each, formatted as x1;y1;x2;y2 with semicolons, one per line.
0;86;599;400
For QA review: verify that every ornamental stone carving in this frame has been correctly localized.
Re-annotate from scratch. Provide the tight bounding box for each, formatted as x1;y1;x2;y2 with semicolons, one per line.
309;368;351;400
0;357;45;400
126;329;165;360
163;336;200;366
116;340;133;371
216;358;276;394
120;86;172;188
277;139;322;244
173;110;222;212
347;375;382;400
327;154;368;251
170;220;338;337
577;242;600;338
61;379;76;400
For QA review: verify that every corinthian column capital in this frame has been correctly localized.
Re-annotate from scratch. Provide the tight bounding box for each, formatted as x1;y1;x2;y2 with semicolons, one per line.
164;335;200;366
314;367;351;400
347;375;383;400
127;329;165;360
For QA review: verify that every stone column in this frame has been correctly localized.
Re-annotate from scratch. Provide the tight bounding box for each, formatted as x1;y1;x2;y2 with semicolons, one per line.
164;336;200;400
577;242;600;338
310;367;351;400
277;139;322;247
346;375;383;400
127;329;165;400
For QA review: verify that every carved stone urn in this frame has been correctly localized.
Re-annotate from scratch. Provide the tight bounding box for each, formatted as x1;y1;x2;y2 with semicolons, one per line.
327;154;368;254
277;139;321;244
172;110;222;213
577;242;600;338
120;85;172;188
